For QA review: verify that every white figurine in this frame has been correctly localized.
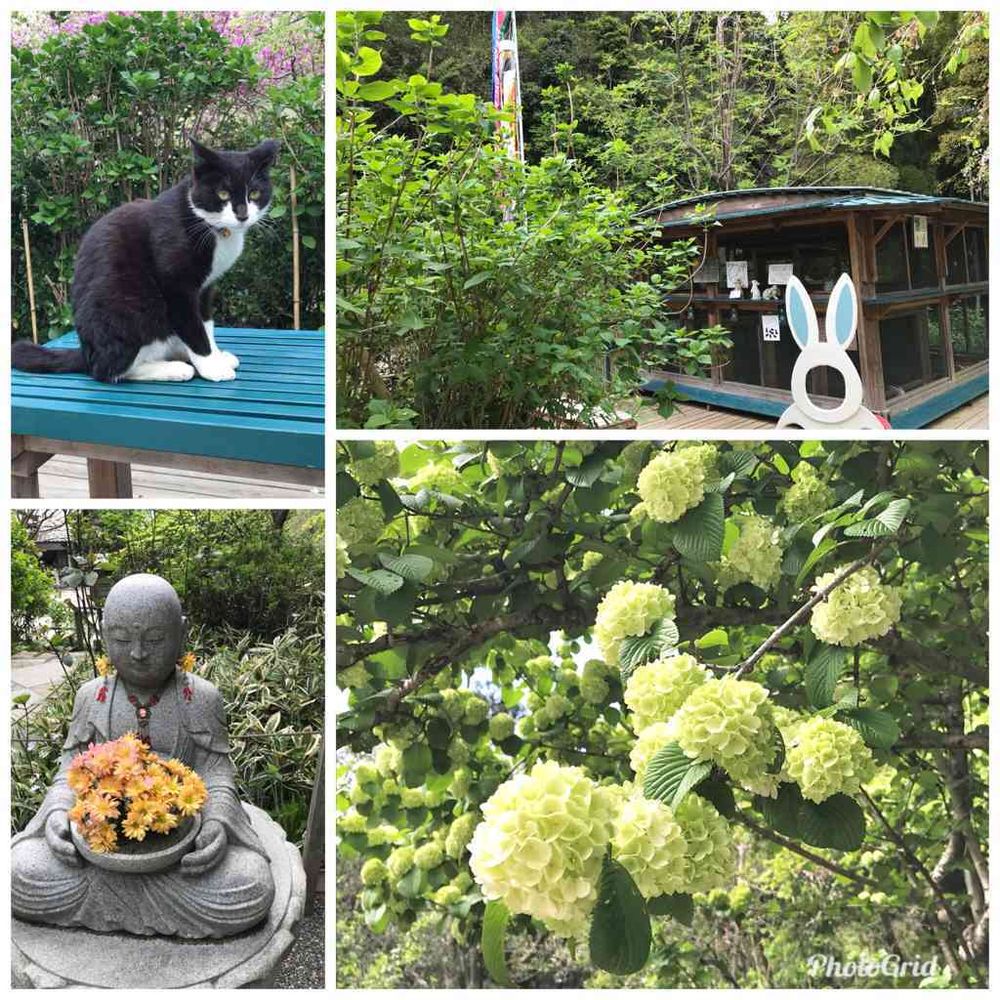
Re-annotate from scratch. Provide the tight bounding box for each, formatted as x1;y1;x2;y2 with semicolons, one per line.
729;279;744;299
762;284;781;300
776;273;889;430
750;279;761;300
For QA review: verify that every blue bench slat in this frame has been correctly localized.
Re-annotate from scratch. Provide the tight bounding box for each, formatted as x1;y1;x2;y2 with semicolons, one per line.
12;328;325;469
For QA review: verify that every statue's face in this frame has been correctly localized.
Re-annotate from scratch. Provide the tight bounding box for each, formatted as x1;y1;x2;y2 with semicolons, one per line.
102;577;186;690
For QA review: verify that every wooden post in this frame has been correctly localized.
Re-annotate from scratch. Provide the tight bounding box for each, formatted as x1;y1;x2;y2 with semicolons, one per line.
86;458;133;498
289;165;301;331
301;736;324;914
933;222;956;380
11;436;51;498
848;213;887;412
21;218;39;344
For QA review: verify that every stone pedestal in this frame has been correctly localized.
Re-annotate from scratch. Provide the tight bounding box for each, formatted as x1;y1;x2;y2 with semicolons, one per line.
13;804;306;989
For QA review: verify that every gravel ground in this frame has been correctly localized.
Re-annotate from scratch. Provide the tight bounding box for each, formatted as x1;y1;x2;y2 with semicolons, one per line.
273;901;325;989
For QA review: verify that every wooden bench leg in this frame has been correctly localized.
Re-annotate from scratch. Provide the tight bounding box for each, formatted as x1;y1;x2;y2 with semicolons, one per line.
87;458;133;498
12;438;53;498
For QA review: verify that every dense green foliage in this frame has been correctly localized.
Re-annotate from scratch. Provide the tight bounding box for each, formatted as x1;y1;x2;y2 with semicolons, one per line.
11;509;324;844
336;440;988;987
372;10;988;201
11;10;325;341
336;12;727;429
11;515;56;643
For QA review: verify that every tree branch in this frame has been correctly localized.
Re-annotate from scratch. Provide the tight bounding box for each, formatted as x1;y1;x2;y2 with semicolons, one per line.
896;728;988;751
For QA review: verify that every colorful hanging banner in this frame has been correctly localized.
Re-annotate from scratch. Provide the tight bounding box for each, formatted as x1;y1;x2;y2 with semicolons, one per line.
492;10;525;164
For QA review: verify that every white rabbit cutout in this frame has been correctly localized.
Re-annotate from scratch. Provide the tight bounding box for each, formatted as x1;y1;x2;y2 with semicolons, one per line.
776;273;888;429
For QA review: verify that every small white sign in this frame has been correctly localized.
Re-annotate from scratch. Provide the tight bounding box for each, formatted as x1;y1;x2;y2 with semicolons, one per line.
692;258;720;283
913;215;928;249
762;314;781;342
725;260;748;289
768;262;794;285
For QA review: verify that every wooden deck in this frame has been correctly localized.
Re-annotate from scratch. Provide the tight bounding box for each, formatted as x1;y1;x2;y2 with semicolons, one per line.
635;393;988;432
35;456;324;499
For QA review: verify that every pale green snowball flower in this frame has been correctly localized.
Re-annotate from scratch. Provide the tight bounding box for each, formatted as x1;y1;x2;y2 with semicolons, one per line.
624;653;709;732
593;580;676;667
674;795;736;893
637;445;718;524
785;717;877;803
468;760;617;938
612;795;688;899
810;565;902;646
716;515;783;591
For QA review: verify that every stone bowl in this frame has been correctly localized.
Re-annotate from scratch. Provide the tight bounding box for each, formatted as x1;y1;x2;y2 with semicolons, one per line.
71;812;201;873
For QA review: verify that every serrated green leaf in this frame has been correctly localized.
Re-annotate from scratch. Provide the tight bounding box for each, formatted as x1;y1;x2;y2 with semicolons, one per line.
379;552;434;582
755;782;803;838
346;568;405;595
643;743;713;808
806;644;847;708
798;793;865;850
589;857;651;975
695;777;736;818
376;480;403;518
619;617;680;678
673;493;724;562
482;900;513;986
838;707;900;749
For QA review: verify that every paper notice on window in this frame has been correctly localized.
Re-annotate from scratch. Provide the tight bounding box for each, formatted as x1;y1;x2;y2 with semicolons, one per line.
913;215;928;249
691;258;720;283
762;315;781;342
725;260;748;289
767;263;794;285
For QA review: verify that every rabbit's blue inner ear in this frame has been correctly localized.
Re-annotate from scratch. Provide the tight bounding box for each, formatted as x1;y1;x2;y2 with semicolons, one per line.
831;277;856;347
787;285;811;350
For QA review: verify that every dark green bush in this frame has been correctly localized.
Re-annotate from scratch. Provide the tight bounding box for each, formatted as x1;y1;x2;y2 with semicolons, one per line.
11;515;55;644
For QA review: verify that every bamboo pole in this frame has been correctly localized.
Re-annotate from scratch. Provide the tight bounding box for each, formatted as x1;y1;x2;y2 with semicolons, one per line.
289;164;301;330
21;217;39;344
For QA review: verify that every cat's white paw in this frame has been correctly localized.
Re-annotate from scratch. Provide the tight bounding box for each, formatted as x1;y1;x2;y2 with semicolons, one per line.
220;351;240;369
160;362;196;381
193;353;238;382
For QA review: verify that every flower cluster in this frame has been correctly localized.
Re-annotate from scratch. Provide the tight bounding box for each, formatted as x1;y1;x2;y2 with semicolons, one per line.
349;441;399;486
624;654;709;733
337;497;385;549
593;580;676;667
611;794;688;899
810;565;902;646
67;733;207;853
716;516;783;591
782;464;835;523
785;717;877;802
673;795;736;893
469;761;617;937
636;445;718;524
580;659;611;704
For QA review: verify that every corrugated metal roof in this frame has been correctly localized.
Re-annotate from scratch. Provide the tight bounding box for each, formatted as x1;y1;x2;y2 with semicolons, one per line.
642;186;986;227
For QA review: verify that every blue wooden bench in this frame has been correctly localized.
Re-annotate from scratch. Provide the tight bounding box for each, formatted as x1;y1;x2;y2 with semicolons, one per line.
12;328;324;497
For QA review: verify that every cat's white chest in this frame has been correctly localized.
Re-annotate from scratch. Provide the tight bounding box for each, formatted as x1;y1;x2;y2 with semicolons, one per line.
204;229;245;287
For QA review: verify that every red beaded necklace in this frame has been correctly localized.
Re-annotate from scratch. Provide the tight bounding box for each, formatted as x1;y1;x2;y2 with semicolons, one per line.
126;691;160;744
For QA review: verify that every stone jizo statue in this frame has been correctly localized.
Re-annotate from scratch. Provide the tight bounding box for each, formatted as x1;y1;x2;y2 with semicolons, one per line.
12;573;275;938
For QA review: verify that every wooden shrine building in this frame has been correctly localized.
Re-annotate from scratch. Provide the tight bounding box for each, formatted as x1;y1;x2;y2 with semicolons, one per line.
642;187;988;427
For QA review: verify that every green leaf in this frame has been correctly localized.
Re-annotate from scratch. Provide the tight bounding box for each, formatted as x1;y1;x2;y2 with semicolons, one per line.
482;900;513;986
376;480;403;518
353;46;383;77
357;80;399;100
843;498;910;537
718;449;758;478
798;793;866;851
672;493;724;563
589;856;651;975
301;234;317;250
643;743;713;808
838;707;900;749
646;892;693;924
379;552;434;582
566;454;607;488
462;272;491;290
618;617;680;678
695;777;736;818
346;568;405;595
755;782;803;838
805;644;847;708
396;864;425;898
401;742;432;787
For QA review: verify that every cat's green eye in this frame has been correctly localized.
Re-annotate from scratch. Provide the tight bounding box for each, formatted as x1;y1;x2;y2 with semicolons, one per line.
217;189;230;201
249;189;261;201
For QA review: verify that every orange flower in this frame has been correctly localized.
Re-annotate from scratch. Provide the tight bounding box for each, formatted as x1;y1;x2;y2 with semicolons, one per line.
87;822;118;853
149;810;180;835
67;765;93;795
84;793;120;823
122;812;150;841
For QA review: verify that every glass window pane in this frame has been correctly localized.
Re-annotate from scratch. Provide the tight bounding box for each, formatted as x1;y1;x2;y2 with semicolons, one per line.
946;229;968;284
952;295;988;369
881;308;947;398
966;227;987;283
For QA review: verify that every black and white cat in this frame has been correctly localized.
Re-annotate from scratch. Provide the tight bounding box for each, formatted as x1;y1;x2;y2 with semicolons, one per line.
12;138;278;383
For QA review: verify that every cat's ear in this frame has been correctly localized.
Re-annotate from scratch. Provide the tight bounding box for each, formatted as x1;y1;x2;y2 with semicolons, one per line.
248;139;280;171
190;138;222;170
